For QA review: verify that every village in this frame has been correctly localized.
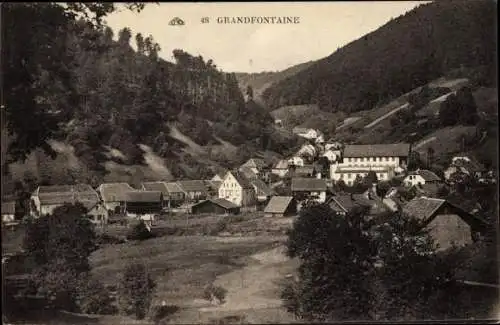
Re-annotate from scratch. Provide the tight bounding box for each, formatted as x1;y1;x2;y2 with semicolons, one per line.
2;127;496;254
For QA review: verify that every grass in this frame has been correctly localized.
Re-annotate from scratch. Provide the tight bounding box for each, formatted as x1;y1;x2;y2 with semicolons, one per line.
90;235;285;307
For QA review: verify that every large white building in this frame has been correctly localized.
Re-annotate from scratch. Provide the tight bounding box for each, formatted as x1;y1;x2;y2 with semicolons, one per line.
330;143;411;186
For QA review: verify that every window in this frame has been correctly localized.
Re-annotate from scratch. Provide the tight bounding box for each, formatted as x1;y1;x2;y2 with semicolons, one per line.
348;173;352;179
384;157;388;161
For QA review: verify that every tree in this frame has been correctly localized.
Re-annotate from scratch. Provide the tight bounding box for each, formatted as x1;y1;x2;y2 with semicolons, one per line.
118;263;156;320
283;203;463;321
2;3;147;163
23;203;97;310
126;220;154;241
246;85;254;101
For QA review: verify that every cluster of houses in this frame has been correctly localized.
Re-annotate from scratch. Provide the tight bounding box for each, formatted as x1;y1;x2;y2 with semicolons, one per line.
1;136;495;252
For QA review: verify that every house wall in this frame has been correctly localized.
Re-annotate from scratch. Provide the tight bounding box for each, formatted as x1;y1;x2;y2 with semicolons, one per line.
271;168;288;177
293;191;326;203
87;204;109;224
185;191;205;202
219;172;243;206
426;214;473;251
2;214;15;223
288;157;304;167
192;202;238;215
404;174;427;187
330;164;394;185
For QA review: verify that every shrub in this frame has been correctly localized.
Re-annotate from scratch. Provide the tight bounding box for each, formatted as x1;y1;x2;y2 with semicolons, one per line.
149;304;179;324
203;284;227;305
76;278;116;315
118;263;156;320
126;220;155;241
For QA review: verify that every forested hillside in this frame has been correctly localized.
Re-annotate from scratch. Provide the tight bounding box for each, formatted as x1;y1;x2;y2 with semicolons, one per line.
234;61;315;105
262;0;497;113
2;3;298;188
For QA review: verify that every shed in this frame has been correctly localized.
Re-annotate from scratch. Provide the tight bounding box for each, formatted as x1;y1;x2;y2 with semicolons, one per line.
191;198;240;215
264;196;296;218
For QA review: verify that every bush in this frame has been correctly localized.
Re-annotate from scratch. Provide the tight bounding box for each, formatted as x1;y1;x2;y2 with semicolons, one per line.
203;284;227;305
118;263;156;320
149;304;179;324
126;220;155;241
76;278;116;315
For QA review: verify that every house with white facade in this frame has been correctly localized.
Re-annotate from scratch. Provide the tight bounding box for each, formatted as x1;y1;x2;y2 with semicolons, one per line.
330;143;411;186
322;149;341;163
287;156;304;167
218;170;257;207
271;160;289;177
404;169;441;187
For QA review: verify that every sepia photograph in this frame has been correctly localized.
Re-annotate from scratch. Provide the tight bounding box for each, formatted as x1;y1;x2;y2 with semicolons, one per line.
1;1;499;324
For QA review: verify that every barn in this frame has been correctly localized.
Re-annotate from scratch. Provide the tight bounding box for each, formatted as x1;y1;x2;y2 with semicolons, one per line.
264;196;296;218
191;198;240;215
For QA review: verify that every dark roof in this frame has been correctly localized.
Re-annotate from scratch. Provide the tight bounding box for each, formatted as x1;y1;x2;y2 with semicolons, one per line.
414;183;441;196
205;180;222;191
38;185;74;194
343;143;410;158
142;182;169;195
250;179;274;197
409;169;441;182
402;197;446;221
125;191;162;203
294;165;315;175
291;178;327;192
192;198;238;210
98;183;135;202
176;180;208;193
329;192;388;215
230;171;254;189
239;166;258;179
452;158;486;172
2;202;16;215
264;196;294;214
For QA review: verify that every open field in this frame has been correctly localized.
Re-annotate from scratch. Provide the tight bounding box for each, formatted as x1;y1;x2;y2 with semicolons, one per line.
90;232;294;324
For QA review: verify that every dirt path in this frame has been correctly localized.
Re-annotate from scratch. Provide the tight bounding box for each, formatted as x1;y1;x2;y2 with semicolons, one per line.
364;103;409;129
414;136;437;150
195;245;298;323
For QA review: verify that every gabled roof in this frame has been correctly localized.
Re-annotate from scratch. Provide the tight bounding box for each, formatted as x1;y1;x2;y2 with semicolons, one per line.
273;160;289;169
193;198;239;210
165;182;185;194
2;201;16;215
205;180;222;191
142;182;169;195
291;178;327;192
294;165;315;175
402;197;446;222
228;170;254;189
239;166;259;179
264;196;294;214
35;184;100;209
176;180;208;194
250;179;274;197
343;143;410;158
241;158;266;170
329;193;388;215
98;183;134;202
292;127;310;134
125;191;162;203
408;169;441;182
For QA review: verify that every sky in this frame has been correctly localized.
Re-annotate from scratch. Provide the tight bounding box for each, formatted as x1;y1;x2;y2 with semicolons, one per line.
105;2;427;73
